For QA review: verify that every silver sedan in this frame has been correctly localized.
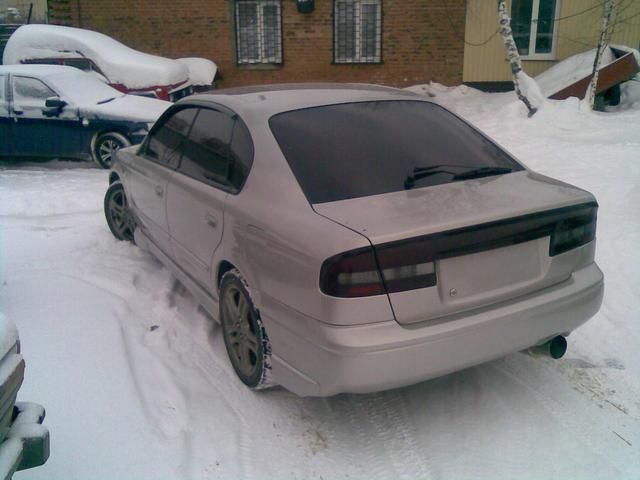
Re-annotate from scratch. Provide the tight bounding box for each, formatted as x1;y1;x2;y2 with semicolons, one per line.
104;84;604;397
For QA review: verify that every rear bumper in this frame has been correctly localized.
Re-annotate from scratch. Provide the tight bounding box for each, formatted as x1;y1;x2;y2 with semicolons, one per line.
0;402;49;480
264;263;604;396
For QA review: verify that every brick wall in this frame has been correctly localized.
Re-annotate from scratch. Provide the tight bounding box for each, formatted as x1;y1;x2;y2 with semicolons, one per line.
48;0;465;88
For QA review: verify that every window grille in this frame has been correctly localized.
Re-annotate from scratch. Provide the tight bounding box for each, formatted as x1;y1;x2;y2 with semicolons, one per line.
334;0;382;64
235;0;282;65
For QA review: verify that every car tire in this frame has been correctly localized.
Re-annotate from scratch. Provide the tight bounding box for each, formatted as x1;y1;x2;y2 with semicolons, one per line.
219;269;274;390
104;182;135;242
92;131;130;169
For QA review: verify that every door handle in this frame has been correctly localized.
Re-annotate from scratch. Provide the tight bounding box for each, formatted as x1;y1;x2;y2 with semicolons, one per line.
154;185;163;197
13;108;23;116
206;214;218;228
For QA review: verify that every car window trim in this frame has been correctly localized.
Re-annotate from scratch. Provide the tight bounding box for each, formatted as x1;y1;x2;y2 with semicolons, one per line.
11;75;60;103
175;106;240;194
139;105;199;170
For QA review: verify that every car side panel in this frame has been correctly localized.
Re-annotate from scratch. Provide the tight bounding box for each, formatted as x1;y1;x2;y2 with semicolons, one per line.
119;150;173;255
9;74;85;158
166;172;227;291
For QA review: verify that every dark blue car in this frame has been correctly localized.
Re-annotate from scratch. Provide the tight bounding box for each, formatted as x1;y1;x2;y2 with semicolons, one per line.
0;65;170;168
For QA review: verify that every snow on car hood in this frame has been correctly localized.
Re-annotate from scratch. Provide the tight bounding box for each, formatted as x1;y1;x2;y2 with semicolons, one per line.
3;24;189;89
80;94;171;123
0;312;19;361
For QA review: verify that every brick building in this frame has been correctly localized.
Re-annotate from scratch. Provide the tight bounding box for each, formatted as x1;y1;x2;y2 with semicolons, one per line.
46;0;466;88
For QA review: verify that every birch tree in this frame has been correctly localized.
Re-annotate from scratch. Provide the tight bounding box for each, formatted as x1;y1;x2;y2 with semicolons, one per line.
587;0;615;109
497;0;537;117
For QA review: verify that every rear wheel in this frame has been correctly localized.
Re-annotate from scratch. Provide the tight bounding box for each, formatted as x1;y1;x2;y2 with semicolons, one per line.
219;269;274;390
92;132;130;169
104;182;135;242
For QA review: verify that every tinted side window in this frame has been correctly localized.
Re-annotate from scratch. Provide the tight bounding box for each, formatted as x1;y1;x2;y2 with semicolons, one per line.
145;107;197;168
228;119;254;190
13;76;57;105
179;108;234;188
64;58;92;71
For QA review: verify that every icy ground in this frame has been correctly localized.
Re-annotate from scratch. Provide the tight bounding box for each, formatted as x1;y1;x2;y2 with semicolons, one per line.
2;87;640;479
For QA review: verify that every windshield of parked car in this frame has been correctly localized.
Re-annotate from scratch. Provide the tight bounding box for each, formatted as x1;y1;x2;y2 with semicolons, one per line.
269;100;523;204
46;71;125;106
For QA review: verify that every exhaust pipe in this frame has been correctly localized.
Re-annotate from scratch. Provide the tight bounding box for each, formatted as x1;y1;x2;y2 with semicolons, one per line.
528;335;567;359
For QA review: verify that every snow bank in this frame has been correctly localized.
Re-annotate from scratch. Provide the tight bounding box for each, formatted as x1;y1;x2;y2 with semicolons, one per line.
516;70;545;109
535;47;617;97
176;58;217;86
3;25;188;89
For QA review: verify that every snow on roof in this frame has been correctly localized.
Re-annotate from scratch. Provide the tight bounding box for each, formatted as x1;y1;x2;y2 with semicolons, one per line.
535;47;617;97
2;24;189;90
0;64;125;104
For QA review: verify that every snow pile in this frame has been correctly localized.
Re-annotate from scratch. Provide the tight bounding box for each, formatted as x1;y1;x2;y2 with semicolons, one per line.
615;76;640;110
516;70;545;109
535;47;617;97
176;58;217;86
3;25;188;89
2;88;640;479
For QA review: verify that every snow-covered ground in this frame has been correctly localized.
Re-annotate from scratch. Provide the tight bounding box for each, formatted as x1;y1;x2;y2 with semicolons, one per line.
2;86;639;479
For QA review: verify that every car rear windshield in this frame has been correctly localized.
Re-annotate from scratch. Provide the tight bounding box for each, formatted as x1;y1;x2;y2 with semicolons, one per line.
269;100;523;204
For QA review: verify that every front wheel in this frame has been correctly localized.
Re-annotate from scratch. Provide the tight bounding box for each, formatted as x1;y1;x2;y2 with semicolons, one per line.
92;132;130;169
104;182;135;242
219;269;274;390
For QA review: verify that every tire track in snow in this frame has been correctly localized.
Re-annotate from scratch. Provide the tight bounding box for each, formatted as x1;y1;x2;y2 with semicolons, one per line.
345;392;434;479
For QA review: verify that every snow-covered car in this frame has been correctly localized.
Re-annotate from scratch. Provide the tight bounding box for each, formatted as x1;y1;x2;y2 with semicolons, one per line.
0;312;49;479
104;84;604;397
3;24;218;101
0;65;170;168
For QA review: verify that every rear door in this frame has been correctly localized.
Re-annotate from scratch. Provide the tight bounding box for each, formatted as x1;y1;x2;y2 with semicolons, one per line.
166;107;241;290
125;107;198;255
0;75;10;156
9;75;84;157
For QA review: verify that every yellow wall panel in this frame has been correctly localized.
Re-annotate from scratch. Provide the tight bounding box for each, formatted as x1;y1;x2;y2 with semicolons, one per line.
464;0;640;83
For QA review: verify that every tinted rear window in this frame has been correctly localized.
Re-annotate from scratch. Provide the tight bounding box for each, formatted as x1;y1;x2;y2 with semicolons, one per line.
269;100;522;204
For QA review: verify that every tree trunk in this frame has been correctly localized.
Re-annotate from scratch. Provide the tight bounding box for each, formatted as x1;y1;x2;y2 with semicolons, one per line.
588;0;615;109
497;0;537;117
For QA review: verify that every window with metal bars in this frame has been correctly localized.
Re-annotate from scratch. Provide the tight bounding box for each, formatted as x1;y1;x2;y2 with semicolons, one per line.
235;0;282;65
334;0;382;64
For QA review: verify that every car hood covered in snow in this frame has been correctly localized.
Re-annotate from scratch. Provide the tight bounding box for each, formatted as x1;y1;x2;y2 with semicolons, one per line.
80;94;171;123
3;24;189;89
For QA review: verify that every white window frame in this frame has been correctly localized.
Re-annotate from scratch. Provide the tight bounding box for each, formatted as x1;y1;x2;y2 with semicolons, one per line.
334;0;382;64
511;0;561;61
235;0;282;65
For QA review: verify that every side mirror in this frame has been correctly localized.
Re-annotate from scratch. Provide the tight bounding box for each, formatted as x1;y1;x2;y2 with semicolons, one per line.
45;97;67;109
43;97;67;117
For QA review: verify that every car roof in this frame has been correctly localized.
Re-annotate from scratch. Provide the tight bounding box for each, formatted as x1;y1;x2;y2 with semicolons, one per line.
179;83;429;119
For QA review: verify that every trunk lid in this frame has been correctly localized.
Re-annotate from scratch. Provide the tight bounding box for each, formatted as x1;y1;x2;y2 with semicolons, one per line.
313;171;596;325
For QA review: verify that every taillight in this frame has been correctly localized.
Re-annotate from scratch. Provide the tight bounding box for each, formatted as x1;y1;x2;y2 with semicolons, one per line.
320;244;437;298
320;247;385;297
550;206;597;256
